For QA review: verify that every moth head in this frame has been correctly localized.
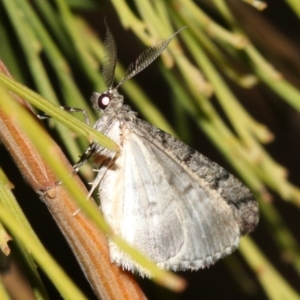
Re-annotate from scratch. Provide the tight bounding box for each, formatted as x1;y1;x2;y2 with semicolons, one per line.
90;89;123;112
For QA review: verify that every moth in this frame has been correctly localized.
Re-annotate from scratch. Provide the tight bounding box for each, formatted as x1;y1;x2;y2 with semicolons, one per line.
74;24;259;276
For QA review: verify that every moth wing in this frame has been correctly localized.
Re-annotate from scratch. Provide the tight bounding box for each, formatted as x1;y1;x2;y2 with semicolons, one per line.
134;119;259;237
99;125;241;275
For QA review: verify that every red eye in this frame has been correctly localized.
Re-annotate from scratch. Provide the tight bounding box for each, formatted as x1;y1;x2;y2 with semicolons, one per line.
98;93;111;109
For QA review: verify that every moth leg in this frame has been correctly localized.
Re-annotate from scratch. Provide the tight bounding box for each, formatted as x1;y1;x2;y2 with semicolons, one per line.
87;151;119;199
37;113;52;120
37;104;94;173
73;142;97;174
58;106;91;125
42;144;95;192
37;106;91;125
44;143;96;204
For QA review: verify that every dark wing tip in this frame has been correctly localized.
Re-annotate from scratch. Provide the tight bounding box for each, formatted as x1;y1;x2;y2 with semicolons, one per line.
234;193;259;235
224;179;259;235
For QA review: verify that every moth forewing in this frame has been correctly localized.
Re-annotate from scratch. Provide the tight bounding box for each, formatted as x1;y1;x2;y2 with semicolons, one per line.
98;122;242;275
133;119;259;236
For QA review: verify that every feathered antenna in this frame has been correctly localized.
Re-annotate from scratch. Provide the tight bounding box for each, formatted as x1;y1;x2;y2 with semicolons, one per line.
115;27;186;89
102;20;117;89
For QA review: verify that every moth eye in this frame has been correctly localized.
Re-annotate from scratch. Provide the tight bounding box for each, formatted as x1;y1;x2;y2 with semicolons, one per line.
98;93;111;109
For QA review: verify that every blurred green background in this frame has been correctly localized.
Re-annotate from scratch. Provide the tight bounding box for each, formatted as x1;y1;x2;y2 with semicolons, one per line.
1;0;300;299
